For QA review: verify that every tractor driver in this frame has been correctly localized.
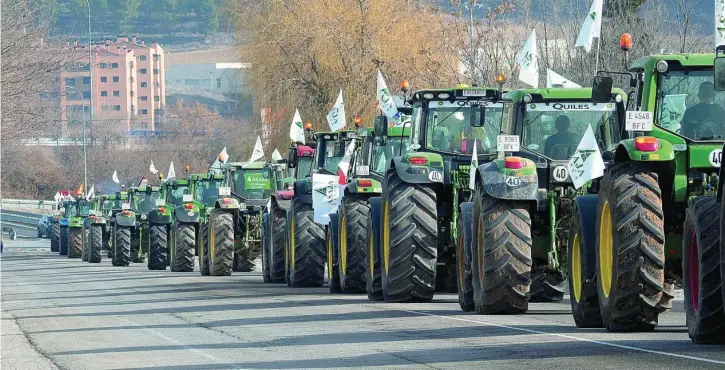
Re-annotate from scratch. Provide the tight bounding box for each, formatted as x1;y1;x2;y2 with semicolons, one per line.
680;82;725;140
544;115;579;160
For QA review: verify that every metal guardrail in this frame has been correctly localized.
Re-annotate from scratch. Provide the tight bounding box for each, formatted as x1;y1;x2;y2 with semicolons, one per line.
0;209;43;239
0;198;56;211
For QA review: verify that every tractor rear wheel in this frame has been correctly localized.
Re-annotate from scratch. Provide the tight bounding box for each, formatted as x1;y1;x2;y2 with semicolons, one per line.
268;203;287;282
338;195;369;294
81;227;89;262
209;212;234;276
684;196;725;343
148;225;168;270
596;162;665;332
568;196;602;328
366;198;383;301
51;224;60;252
457;202;474;312
173;223;195;272
59;226;69;255
234;249;256;272
530;268;566;302
472;188;532;315
381;171;437;303
289;198;326;288
262;214;271;281
68;228;83;259
113;227;131;266
89;225;102;263
199;223;210;276
327;223;341;293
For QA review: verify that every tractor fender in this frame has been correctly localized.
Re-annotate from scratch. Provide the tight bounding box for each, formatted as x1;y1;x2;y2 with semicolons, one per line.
390;153;445;184
148;210;172;225
293;179;313;204
214;197;240;210
475;158;538;201
614;138;675;162
572;195;598;279
369;196;382;249
346;178;382;195
115;214;136;227
91;217;107;226
69;217;84;228
175;209;200;223
59;218;69;226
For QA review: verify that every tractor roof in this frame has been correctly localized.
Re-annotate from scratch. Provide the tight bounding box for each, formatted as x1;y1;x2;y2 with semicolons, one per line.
505;87;627;102
410;86;505;102
132;185;161;192
164;178;190;185
630;53;713;70
224;161;266;170
190;173;224;180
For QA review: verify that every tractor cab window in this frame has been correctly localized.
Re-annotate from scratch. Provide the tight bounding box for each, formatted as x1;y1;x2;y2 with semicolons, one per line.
296;157;313;180
232;168;272;200
134;191;161;213
64;205;75;218
657;69;725;140
104;199;122;210
167;185;190;206
78;201;92;216
425;101;502;155
317;139;347;174
522;102;620;160
195;179;222;205
372;136;408;173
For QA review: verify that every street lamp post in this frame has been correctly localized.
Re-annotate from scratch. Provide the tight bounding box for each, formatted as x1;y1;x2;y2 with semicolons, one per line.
84;0;92;197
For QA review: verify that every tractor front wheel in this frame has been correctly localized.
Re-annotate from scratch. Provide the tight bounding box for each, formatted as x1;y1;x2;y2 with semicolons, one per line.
568;196;602;328
268;203;287;283
327;222;341;293
148;225;169;270
113;227;131;266
338;195;370;294
173;223;195;272
457;202;474;312
51;224;60;252
89;225;102;263
68;228;83;259
366;198;383;301
289;198;326;288
59;226;69;255
199;223;210;276
209;212;234;276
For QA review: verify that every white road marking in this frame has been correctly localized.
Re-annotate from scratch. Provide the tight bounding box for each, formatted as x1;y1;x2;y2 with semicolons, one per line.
400;309;725;365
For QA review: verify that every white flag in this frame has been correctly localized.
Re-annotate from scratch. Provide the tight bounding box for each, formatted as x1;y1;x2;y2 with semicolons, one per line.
469;140;478;190
575;0;603;52
312;173;340;225
209;147;229;174
516;29;539;88
546;69;582;88
112;171;120;184
326;89;346;132
249;136;264;162
272;148;283;162
337;140;356;182
717;1;725;47
167;162;176;179
567;125;605;189
86;186;95;201
376;70;402;126
54;192;61;202
149;161;158;174
290;109;306;144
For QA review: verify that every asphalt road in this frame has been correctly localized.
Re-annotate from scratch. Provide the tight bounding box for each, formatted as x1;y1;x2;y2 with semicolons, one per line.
2;238;725;370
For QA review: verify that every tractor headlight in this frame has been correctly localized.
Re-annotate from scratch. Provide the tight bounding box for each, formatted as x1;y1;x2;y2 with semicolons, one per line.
522;94;533;103
141;214;147;221
615;94;623;103
656;60;668;73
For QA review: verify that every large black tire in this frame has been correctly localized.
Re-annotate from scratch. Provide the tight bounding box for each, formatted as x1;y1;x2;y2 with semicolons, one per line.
568;195;603;328
172;222;195;272
68;227;83;259
268;203;287;282
51;224;60;252
59;226;69;255
289;198;326;288
209;212;234;276
234;252;256;272
338;195;369;294
530;269;566;302
684;196;725;343
199;223;210;276
366;197;383;301
327;220;341;293
472;188;532;315
89;225;102;263
457;202;475;312
148;225;168;270
262;214;271;281
81;227;89;262
596;163;665;332
284;216;292;286
113;227;131;266
381;172;437;303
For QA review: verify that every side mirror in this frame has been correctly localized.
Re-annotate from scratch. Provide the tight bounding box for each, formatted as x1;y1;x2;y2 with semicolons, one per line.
602;150;615;161
591;76;614;103
472;105;486;127
145;187;152;195
288;146;298;168
374;116;389;137
715;55;725;91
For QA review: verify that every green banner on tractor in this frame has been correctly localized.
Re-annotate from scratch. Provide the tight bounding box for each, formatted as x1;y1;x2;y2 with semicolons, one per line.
244;172;271;190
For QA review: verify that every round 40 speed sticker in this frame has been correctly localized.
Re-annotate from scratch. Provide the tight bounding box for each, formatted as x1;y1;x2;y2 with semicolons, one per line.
709;148;722;168
552;166;569;182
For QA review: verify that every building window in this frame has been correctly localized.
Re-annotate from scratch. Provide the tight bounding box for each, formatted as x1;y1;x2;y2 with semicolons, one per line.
111;62;119;68
83;77;91;85
113;76;119;83
140;82;147;88
130;91;135;97
99;62;107;68
113;105;121;111
65;77;75;87
140;55;147;61
113;90;120;97
140;109;148;115
82;91;91;99
216;78;222;88
140;68;147;74
153;69;159;75
153;54;159;61
102;105;109;111
154;96;160;102
100;76;107;83
140;96;148;101
100;91;108;97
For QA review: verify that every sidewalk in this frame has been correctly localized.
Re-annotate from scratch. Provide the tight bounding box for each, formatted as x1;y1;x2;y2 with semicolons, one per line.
1;312;58;370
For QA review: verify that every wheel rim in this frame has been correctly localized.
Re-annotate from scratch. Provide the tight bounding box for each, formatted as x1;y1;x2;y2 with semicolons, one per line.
572;233;582;303
382;200;390;274
368;224;375;279
327;232;334;280
599;201;613;298
688;230;699;311
340;214;347;275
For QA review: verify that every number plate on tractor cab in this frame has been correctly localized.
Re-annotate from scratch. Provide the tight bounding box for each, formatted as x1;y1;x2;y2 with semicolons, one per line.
155;199;165;206
183;194;193;202
356;166;370;176
218;187;231;196
497;135;520;152
625;111;653;131
122;203;130;210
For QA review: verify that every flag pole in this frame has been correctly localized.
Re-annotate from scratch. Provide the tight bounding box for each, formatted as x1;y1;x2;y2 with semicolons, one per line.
594;36;601;74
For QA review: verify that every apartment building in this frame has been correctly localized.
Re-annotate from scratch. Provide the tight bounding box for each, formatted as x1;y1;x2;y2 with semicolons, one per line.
59;36;165;136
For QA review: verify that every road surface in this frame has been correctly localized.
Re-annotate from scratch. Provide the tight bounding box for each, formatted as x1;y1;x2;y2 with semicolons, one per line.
2;237;724;369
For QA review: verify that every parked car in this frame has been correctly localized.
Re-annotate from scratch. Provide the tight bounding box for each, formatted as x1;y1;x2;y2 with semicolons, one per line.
37;215;52;238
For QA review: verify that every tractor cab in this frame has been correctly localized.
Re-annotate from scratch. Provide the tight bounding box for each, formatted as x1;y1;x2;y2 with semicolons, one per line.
129;185;163;215
312;130;356;175
164;178;192;208
191;173;226;208
222;162;272;211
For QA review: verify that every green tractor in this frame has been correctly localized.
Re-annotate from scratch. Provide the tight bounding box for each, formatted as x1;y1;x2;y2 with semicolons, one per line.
57;199;74;256
571;53;725;336
286;130;355;287
460;87;628;314
111;185;165;267
50;210;61;253
163;177;198;272
67;197;92;259
83;194;114;263
106;190;128;258
194;173;235;276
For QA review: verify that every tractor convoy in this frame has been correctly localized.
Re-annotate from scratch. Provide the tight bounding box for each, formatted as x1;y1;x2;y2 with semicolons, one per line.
43;49;725;347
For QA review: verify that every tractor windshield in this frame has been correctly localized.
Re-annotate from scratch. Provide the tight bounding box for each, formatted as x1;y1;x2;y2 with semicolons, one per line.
77;201;92;216
296;157;313;180
133;191;161;213
657;69;725;141
103;199;123;211
195;179;223;205
166;184;190;206
372;136;408;173
318;139;347;174
232;168;272;200
63;205;74;218
522;102;620;160
424;101;502;155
